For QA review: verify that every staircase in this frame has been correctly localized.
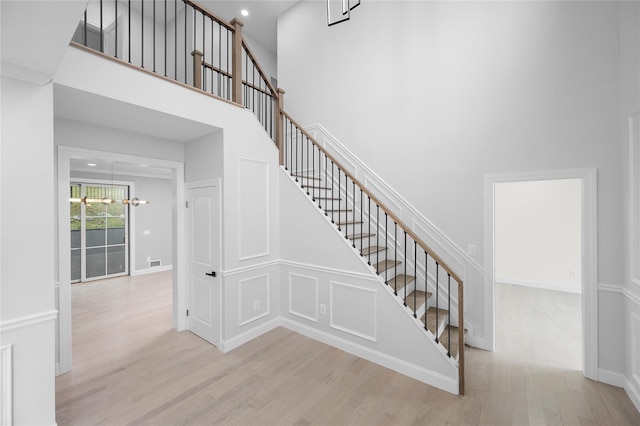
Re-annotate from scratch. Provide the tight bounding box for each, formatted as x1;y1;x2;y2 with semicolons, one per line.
71;0;465;395
290;168;465;363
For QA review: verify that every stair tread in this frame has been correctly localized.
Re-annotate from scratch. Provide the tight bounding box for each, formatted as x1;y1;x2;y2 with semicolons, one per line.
421;306;449;333
315;196;341;200
374;259;401;273
292;173;322;180
303;185;332;190
348;233;376;240
440;325;462;359
404;290;432;311
361;245;387;256
386;274;416;291
336;220;363;226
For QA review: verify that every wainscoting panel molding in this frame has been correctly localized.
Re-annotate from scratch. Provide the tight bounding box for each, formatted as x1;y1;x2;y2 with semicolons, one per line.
289;273;319;322
238;158;269;260
238;273;270;326
330;281;377;342
633;313;640;384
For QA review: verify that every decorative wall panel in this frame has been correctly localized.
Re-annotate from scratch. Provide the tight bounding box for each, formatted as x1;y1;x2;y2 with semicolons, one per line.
289;273;319;322
239;159;269;260
330;281;377;341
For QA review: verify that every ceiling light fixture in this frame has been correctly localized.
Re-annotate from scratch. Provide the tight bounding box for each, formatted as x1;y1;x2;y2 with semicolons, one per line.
327;0;360;26
241;9;249;17
69;162;150;207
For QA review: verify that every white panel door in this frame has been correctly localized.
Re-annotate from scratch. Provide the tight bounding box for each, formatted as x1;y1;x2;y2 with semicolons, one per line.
187;185;220;346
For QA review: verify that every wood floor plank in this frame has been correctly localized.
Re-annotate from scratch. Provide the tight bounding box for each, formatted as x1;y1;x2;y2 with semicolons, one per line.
56;275;640;425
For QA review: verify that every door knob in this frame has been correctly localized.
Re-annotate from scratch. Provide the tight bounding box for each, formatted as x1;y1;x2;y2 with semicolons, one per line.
205;271;217;277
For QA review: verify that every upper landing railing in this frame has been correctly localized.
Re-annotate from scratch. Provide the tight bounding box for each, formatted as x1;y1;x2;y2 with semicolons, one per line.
72;0;277;141
72;0;464;395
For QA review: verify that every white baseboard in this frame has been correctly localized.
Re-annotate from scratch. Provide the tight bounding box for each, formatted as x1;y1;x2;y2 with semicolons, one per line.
598;368;625;387
625;377;640;414
219;318;281;353
281;318;459;395
131;265;173;276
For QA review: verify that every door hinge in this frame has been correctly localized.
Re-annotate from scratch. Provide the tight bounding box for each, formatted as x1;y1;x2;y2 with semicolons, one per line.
185;201;189;208
186;309;189;317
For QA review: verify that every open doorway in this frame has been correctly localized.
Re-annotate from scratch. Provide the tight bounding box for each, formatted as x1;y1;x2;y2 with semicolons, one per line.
485;169;598;380
494;178;582;370
57;146;187;375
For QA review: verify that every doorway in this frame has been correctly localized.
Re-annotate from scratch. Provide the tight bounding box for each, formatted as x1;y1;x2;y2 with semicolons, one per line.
57;146;187;375
494;178;582;370
485;169;598;380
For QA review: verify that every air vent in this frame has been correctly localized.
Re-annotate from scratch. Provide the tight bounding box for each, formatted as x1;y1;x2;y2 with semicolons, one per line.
149;260;161;268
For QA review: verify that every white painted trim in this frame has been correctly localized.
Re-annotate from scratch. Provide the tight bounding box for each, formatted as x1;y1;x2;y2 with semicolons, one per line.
219;318;281;353
629;111;640;284
281;318;459;395
496;277;581;294
72;166;172;180
626;377;640;415
130;265;173;276
238;274;271;326
0;310;58;333
57;145;186;374
599;283;640;307
288;273;319;322
598;368;625;387
0;345;12;426
221;260;280;277
306;123;484;276
185;179;222;189
238;158;270;261
484;169;598;380
279;259;378;282
329;281;378;342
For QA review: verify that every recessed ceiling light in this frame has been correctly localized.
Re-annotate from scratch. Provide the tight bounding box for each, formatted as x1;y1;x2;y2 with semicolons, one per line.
88;163;97;167
241;9;249;17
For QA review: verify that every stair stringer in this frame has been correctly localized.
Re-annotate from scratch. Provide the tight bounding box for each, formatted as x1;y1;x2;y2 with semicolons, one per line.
279;167;460;394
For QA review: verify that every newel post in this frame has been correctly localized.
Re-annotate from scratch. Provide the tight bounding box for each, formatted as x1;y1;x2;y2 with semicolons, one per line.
191;50;203;90
276;88;286;166
230;18;244;105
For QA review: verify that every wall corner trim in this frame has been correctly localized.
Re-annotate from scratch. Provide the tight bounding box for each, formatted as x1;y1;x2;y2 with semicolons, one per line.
598;368;625;388
0;310;58;333
219;318;281;353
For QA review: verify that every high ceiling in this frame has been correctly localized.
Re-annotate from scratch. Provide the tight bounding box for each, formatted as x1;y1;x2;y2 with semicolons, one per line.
199;1;302;53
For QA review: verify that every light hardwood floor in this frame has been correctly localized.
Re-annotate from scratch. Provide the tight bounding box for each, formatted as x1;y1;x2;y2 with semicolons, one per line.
56;273;640;425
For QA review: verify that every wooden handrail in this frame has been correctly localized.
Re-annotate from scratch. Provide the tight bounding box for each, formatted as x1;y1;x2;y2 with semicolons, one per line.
242;39;278;98
183;0;234;31
280;110;463;287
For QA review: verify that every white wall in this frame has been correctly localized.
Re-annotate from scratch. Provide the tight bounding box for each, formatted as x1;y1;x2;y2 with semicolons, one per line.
495;179;582;293
619;0;640;412
1;75;57;425
279;0;623;371
244;34;277;84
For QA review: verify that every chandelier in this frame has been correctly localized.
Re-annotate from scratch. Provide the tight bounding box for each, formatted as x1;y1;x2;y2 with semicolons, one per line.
327;0;360;26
